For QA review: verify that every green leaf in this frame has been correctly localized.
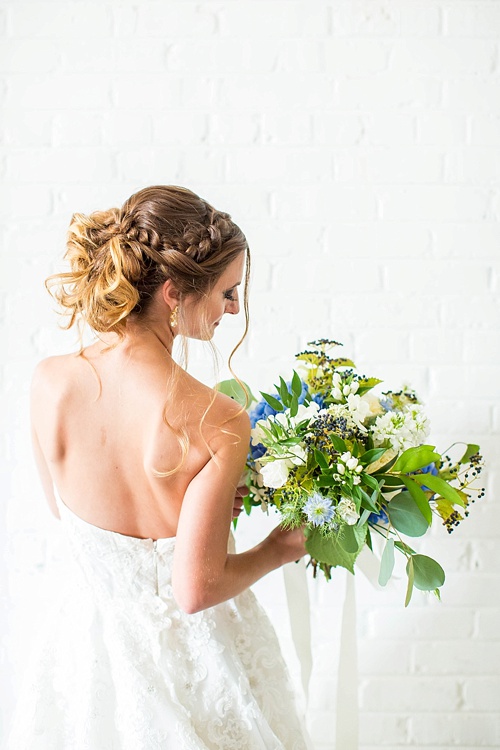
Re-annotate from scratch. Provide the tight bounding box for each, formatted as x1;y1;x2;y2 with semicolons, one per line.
278;377;291;407
358;508;371;526
399;476;432;525
412;474;466;507
379;474;406;487
242;493;253;515
459;443;480;464
216;379;255;407
359;487;378;512
409;554;445;591
290;393;299;418
314;449;329;470
339;524;366;554
317;474;337;487
330;433;347;453
360;447;388;466
362;472;380;493
387;492;430;537
405;556;415;607
394;539;416;555
371;454;398;474
331;358;356;368
305;525;365;574
260;392;284;412
379;538;395;587
291;370;303;398
392;445;441;474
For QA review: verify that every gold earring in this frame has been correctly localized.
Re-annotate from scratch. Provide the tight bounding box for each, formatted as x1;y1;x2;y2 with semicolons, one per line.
170;305;179;329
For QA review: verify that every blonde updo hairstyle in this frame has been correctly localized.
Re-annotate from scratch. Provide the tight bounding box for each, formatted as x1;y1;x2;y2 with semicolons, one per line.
46;186;251;475
48;185;250;341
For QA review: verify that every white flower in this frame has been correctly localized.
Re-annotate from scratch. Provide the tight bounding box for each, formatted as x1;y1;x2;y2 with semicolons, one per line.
346;393;370;431
288;444;307;466
294;402;320;424
251;422;267;445
260;459;291;489
362;392;384;417
337;497;359;525
372;404;430;452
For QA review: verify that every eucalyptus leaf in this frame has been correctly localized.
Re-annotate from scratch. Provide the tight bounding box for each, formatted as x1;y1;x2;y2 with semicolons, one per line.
405;556;415;607
379;538;395;586
358;508;371;526
410;554;445;591
387;492;429;537
216;379;255;407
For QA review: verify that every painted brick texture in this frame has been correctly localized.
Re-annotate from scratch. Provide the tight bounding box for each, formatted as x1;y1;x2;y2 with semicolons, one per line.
1;1;499;748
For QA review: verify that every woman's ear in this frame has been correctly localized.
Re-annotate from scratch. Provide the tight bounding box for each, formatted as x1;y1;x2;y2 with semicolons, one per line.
161;279;181;311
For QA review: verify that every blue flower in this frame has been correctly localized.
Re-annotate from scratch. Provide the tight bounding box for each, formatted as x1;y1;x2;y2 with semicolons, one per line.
250;442;267;461
303;493;334;527
311;392;326;409
249;379;312;428
249;398;279;428
369;509;389;525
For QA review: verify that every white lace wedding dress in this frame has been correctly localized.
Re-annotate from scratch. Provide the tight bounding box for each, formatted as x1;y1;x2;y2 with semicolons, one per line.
5;493;310;749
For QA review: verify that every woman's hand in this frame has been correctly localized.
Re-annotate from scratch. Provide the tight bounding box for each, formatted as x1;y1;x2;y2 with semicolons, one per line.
266;524;308;566
232;484;248;519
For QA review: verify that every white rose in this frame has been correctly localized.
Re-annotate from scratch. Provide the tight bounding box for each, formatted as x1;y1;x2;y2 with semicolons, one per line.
260;459;290;489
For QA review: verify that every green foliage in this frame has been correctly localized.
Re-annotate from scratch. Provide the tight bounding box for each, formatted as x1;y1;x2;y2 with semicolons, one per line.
399;476;433;524
392;445;441;474
216;379;256;407
408;554;445;591
260;392;284;412
459;443;480;464
378;538;395;587
412;473;466;507
305;525;366;574
405;556;415;607
387;492;430;537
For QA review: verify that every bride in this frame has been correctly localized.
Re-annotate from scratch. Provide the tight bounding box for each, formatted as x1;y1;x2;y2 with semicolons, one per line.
7;185;310;749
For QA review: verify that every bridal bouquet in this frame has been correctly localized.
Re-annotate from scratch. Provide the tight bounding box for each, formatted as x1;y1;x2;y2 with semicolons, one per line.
220;339;484;605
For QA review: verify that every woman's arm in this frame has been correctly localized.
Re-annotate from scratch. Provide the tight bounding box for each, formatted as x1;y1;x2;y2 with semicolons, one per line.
172;409;306;614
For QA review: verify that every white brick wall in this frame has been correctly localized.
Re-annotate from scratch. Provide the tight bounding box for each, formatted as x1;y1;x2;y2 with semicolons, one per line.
1;1;499;748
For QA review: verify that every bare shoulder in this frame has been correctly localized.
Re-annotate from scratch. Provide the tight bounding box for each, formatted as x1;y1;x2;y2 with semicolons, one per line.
31;353;78;397
181;371;250;450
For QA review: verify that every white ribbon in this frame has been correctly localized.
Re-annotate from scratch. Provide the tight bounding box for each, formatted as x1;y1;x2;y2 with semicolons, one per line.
282;559;312;702
284;549;382;748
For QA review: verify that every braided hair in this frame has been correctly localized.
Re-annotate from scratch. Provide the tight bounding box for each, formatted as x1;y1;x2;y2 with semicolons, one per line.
47;185;249;336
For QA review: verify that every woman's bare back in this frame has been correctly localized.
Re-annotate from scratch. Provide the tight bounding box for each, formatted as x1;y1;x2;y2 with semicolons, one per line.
31;335;237;540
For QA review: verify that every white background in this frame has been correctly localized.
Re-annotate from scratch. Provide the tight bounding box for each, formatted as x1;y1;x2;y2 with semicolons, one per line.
1;1;499;748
